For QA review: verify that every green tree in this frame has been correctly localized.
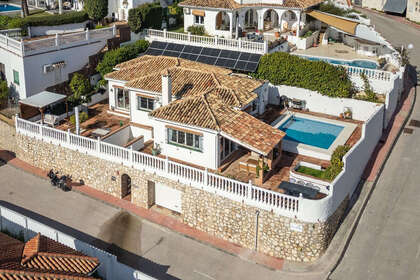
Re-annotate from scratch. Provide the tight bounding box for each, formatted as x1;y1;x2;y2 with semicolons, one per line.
128;8;142;34
69;73;91;104
0;80;9;100
84;0;108;22
96;39;149;78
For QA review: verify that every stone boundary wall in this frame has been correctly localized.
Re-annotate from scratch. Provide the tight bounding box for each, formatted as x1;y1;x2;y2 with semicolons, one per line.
0;119;17;153
12;133;349;262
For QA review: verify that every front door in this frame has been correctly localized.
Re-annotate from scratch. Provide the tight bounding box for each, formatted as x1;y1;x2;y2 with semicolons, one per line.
121;174;131;199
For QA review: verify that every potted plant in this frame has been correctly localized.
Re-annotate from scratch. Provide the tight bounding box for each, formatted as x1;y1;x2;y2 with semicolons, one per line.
152;143;161;156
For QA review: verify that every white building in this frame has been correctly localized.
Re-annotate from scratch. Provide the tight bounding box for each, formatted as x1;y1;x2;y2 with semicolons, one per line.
0;26;116;100
104;55;285;171
178;0;324;39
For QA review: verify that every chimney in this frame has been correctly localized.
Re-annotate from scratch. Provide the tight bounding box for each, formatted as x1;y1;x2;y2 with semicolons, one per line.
161;71;172;106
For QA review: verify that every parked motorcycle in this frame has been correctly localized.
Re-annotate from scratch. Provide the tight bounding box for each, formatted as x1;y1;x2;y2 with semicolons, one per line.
58;174;72;192
47;169;59;187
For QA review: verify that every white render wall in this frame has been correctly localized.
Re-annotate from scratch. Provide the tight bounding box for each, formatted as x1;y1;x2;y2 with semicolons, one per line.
152;119;219;170
29;21;88;37
0;48;25;99
268;84;381;121
184;9;232;38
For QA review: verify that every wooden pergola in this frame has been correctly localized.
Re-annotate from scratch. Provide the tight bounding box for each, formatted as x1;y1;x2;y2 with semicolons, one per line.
19;91;68;122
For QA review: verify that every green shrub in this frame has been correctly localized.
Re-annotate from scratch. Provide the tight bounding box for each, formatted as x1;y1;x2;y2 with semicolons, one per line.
254;52;354;98
84;0;108;22
128;3;162;33
296;165;326;179
0;80;9;100
69;73;92;104
70;111;89;125
355;73;379;102
96;39;149;78
324;145;350;180
318;1;347;16
301;30;313;38
187;25;206;36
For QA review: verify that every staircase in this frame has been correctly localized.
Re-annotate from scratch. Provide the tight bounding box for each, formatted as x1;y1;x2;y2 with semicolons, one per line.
317;32;325;45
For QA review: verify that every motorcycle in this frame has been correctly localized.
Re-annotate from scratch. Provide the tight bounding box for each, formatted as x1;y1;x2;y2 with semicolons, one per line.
47;169;59;187
58;174;72;192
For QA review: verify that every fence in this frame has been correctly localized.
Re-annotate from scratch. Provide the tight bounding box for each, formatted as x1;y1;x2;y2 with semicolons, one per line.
0;204;156;280
146;29;268;54
0;26;116;57
15;117;329;222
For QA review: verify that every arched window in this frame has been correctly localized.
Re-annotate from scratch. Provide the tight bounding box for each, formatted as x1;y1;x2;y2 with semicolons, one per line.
216;11;230;31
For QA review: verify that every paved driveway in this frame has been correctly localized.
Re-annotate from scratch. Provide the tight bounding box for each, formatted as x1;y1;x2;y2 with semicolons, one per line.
329;9;420;280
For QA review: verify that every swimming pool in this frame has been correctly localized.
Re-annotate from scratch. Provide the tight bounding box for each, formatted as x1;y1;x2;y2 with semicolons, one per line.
0;4;21;12
279;116;344;149
302;56;378;69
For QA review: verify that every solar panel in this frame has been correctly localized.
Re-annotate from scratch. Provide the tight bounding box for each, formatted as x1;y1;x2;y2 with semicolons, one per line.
144;40;262;73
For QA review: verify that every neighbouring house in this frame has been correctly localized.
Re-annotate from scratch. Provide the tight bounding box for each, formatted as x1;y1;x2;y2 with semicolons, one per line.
361;0;386;10
0;232;100;279
178;0;324;39
407;0;420;22
0;25;117;100
105;55;285;173
362;0;420;23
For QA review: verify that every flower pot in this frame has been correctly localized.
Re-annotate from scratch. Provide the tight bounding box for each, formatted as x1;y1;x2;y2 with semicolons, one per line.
274;31;280;38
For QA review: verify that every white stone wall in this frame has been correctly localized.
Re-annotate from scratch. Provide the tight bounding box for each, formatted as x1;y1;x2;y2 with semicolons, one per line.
28;21;89;37
407;0;420;22
0;48;25;99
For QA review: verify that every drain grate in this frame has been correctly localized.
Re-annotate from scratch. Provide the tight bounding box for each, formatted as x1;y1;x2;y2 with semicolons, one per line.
404;128;414;134
409;119;420;127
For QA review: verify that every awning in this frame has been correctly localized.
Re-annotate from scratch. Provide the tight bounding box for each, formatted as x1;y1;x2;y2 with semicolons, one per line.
192;10;205;17
19;91;66;109
383;0;407;14
307;10;359;35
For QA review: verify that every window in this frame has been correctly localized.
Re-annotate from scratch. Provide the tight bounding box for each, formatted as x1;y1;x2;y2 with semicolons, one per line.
137;96;154;111
13;70;19;85
168;128;203;151
195;15;204;25
251;99;258;112
115;88;129;110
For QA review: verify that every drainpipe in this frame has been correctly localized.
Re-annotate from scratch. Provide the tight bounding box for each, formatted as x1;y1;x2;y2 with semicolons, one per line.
75;106;80;135
254;210;260;251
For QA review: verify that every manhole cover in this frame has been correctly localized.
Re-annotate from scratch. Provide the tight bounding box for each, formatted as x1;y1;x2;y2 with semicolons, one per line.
409;119;420;127
403;128;414;134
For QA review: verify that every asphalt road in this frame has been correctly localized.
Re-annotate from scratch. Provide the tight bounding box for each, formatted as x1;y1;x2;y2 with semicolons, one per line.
329;9;420;280
0;163;288;280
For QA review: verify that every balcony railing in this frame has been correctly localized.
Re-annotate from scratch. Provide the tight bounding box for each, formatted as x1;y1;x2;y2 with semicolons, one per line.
146;29;268;54
0;26;116;57
15;117;332;222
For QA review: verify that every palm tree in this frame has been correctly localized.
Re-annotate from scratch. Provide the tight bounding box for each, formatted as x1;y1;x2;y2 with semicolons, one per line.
21;0;30;17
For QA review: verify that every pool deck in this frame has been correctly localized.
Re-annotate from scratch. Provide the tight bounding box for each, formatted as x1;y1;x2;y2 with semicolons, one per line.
292;43;376;62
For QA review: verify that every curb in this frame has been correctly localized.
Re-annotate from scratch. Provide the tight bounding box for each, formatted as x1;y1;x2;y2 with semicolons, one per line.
325;86;416;279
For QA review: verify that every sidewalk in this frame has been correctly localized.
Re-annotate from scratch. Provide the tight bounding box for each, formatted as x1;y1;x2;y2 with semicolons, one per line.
0;83;415;278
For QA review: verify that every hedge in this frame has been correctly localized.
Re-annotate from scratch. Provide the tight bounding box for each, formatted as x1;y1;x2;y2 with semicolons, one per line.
253;52;354;98
96;39;149;78
128;3;162;34
1;11;88;32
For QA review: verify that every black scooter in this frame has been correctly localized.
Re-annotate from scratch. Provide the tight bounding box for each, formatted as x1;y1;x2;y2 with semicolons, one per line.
58;174;72;192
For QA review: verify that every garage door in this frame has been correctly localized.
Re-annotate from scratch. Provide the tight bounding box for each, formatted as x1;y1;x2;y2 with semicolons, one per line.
155;183;182;213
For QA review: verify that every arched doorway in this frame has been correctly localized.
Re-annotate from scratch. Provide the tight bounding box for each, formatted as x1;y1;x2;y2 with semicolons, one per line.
215;11;230;31
263;9;279;31
280;10;298;32
121;174;131;200
243;9;257;29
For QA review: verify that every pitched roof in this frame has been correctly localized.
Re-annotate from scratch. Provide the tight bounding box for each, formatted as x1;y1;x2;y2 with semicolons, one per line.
0;233;99;279
178;0;323;10
106;55;231;82
151;89;285;155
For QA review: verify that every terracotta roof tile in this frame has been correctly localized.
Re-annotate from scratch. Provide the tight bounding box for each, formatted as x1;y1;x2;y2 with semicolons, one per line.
179;0;323;9
0;269;99;279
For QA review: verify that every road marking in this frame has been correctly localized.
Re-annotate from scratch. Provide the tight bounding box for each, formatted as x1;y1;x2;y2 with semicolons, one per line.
193;270;216;280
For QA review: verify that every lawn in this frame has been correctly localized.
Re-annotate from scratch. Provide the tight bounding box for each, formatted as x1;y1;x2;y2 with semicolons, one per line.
168;24;184;33
295;166;327;180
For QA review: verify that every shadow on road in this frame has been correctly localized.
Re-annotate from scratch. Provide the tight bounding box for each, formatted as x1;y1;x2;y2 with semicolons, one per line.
0;200;180;280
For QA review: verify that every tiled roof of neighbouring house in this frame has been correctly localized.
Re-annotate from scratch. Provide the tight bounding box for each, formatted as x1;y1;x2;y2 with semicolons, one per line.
178;0;323;10
0;233;100;279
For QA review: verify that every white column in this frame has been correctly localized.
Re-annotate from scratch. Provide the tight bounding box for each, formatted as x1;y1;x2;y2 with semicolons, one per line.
229;12;233;38
296;12;301;36
257;10;263;31
58;0;63;15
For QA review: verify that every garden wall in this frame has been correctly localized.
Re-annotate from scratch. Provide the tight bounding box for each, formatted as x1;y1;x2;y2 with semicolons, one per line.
28;21;89;36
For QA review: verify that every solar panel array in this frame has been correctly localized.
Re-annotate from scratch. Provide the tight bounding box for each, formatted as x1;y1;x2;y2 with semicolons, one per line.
145;41;262;73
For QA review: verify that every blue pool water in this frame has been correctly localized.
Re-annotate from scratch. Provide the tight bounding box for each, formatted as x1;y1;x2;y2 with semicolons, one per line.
302;56;378;69
279;117;344;149
0;4;21;12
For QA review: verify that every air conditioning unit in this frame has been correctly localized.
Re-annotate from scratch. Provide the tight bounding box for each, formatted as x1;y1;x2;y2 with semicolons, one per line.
183;8;190;14
43;64;54;74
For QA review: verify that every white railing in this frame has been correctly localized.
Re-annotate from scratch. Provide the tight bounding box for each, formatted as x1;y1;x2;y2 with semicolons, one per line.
15;117;333;222
0;26;116;57
343;65;392;81
146;29;268;54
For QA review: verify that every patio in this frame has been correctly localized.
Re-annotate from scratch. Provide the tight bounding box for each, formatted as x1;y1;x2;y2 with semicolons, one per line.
56;101;129;138
292;42;375;61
